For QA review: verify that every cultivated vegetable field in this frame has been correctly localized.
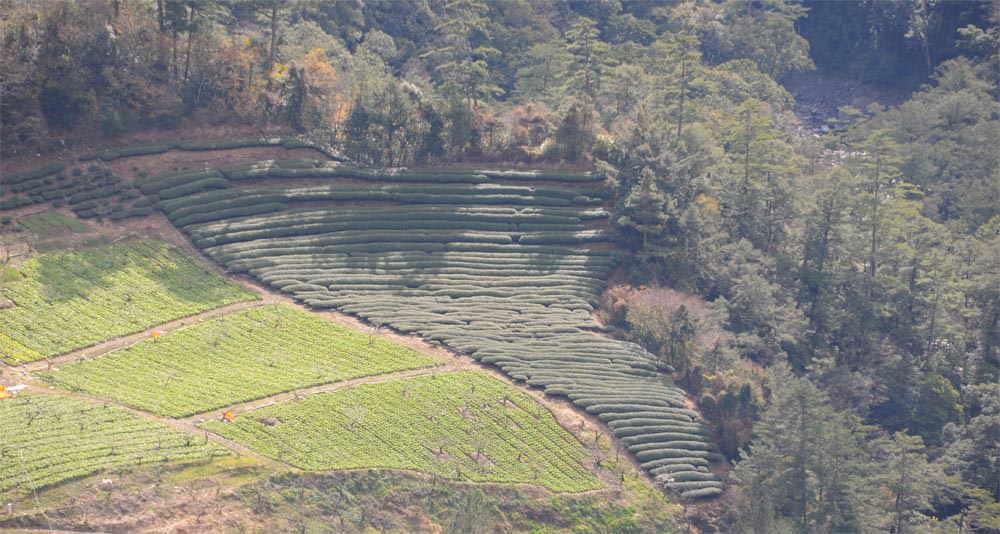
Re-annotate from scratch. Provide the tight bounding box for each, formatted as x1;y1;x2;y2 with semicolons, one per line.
147;163;723;497
38;304;439;417
201;371;602;492
0;240;257;364
0;395;228;494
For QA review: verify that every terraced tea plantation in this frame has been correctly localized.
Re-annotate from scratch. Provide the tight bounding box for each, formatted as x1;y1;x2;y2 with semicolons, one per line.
146;161;723;498
202;371;602;492
0;395;228;493
38;304;438;417
0;161;153;220
0;240;256;364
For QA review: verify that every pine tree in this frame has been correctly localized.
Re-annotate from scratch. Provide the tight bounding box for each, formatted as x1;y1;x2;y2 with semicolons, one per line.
563;17;612;102
736;366;879;532
617;167;668;249
876;432;940;533
720;98;800;250
425;0;501;107
851;129;903;297
344;102;371;164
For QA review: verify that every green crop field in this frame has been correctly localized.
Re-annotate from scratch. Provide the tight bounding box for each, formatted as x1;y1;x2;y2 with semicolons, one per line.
0;240;257;364
38;304;439;417
0;395;228;494
145;164;723;497
201;371;603;492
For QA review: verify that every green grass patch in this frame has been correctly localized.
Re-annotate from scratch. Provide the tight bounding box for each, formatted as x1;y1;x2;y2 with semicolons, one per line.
0;394;228;494
201;371;603;493
165;456;269;486
0;240;257;364
38;304;439;417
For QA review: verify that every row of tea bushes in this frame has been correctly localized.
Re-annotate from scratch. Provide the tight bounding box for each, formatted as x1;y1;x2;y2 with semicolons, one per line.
80;136;347;162
144;162;723;498
1;163;150;220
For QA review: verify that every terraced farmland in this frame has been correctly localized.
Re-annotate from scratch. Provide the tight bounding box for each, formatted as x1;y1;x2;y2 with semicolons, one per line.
37;304;439;417
0;395;228;493
0;240;257;364
0;162;153;220
202;371;602;492
148;162;723;498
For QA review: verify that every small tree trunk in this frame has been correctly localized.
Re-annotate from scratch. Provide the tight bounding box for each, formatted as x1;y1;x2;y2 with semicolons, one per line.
867;151;881;296
676;56;686;139
182;3;196;82
171;30;178;81
266;3;278;89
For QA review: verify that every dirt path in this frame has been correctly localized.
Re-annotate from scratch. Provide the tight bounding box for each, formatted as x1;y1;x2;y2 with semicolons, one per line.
179;364;465;424
9;371;284;469
15;299;270;373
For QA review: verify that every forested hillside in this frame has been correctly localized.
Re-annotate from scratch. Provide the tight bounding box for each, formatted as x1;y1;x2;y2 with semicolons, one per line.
2;1;998;532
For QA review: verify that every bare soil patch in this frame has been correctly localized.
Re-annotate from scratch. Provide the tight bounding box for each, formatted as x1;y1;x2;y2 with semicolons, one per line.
106;146;328;183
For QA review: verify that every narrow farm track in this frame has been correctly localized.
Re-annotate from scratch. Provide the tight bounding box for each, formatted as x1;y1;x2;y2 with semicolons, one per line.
178;363;465;424
8;372;284;469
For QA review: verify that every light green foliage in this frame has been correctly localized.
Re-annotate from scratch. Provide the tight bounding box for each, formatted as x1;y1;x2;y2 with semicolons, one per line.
0;240;257;364
866;58;999;231
37;304;438;417
910;374;963;446
0;395;227;494
427;0;502;104
202;371;602;492
564;17;612;100
698;0;813;78
513;41;572;104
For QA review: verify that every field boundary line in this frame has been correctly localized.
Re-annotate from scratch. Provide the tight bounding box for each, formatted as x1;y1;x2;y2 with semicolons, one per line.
9;373;287;469
179;363;464;423
18;299;273;372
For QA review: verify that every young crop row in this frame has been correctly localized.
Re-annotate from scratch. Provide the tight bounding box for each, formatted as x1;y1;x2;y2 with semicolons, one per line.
80;136;346;162
201;371;603;493
188;206;609;236
269;184;601;207
185;208;600;248
0;395;227;494
0;240;257;364
211;160;607;186
37;304;438;417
